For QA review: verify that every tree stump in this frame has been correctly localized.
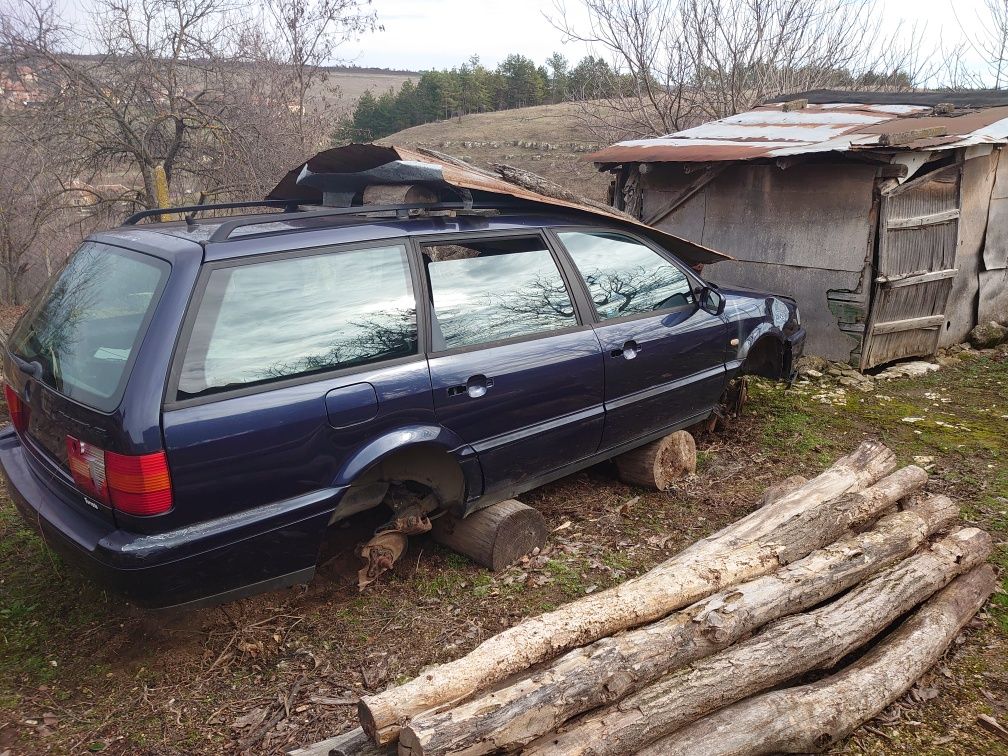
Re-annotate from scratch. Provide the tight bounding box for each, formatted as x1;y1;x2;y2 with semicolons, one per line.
615;431;696;490
431;499;547;571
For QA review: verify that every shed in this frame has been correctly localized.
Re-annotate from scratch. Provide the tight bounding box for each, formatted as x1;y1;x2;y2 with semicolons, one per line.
590;91;1008;368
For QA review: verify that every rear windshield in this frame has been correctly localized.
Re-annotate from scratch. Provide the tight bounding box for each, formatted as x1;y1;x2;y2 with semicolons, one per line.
8;242;169;412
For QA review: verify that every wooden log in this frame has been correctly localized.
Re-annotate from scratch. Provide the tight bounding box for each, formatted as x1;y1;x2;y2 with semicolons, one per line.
530;527;991;756
614;431;696;491
430;499;547;571
757;474;807;508
647;564;997;756
357;441;898;745
288;726;393;756
397;494;956;756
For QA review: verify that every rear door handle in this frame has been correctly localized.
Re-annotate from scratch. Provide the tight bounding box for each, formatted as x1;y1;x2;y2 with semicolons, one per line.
610;340;642;360
447;374;494;398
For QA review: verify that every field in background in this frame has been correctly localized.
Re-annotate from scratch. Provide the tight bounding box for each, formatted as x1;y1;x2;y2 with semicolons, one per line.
378;102;612;202
310;69;419;112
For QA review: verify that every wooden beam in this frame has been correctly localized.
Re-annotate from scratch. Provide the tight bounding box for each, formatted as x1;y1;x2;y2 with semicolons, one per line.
870;314;947;335
878;126;948;147
887;208;960;229
876;268;959;288
643;164;729;226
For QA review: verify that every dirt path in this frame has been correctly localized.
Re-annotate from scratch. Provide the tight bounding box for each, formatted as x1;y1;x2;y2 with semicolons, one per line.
0;350;1005;755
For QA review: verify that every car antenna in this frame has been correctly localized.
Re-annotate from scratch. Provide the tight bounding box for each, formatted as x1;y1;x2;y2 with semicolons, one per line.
185;192;208;230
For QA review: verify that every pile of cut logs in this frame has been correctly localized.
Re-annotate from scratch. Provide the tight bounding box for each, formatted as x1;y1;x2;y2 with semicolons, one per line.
292;440;996;756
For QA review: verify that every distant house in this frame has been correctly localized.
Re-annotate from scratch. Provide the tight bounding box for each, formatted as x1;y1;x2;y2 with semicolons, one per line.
590;91;1008;368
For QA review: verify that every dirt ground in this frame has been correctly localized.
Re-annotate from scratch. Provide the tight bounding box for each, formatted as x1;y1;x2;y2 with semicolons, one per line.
0;349;1005;756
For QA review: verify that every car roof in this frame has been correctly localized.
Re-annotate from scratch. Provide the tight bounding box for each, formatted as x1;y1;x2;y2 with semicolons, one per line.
91;207;632;264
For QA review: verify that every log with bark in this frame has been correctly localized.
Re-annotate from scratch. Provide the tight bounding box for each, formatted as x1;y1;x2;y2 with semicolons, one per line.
358;441;899;744
613;431;696;491
396;494;957;756
645;564;998;755
430;499;548;571
287;726;392;756
528;527;992;756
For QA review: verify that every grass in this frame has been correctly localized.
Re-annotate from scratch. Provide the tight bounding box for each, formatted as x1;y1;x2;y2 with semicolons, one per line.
0;352;1005;754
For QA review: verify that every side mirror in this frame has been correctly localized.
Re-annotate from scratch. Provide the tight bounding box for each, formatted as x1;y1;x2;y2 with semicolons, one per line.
699;286;725;316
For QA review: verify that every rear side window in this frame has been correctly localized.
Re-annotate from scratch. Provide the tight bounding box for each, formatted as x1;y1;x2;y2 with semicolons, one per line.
422;236;577;351
8;242;168;412
177;244;416;399
557;231;695;320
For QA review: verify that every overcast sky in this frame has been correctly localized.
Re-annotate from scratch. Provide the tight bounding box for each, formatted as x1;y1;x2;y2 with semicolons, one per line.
345;0;986;75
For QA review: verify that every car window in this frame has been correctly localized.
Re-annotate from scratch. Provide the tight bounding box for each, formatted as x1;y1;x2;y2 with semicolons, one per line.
177;244;417;399
557;231;695;321
423;236;577;351
8;242;168;411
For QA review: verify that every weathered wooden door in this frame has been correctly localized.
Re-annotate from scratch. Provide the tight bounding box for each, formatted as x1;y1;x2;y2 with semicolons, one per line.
860;164;961;370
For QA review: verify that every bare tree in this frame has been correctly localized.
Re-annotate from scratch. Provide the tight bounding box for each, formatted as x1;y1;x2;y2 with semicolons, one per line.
952;0;1008;88
0;119;68;305
262;0;378;150
550;0;930;141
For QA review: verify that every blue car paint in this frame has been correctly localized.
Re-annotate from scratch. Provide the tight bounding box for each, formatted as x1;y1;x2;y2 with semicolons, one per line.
0;210;805;609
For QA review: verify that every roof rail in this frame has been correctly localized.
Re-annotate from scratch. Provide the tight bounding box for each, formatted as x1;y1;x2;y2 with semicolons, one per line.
205;201;518;243
121;200;302;226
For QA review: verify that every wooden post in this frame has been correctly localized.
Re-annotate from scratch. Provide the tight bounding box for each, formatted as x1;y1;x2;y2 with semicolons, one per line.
430;499;547;571
357;441;899;745
614;431;696;491
646;564;998;755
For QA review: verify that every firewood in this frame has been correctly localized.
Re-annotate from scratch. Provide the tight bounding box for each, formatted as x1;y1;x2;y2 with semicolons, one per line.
357;441;898;745
430;499;547;571
645;564;997;755
397;495;957;756
530;527;991;756
614;431;696;490
287;726;392;756
757;474;807;507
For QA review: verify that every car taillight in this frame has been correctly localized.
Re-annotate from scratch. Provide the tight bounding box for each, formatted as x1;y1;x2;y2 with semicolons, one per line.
4;384;29;433
66;436;172;516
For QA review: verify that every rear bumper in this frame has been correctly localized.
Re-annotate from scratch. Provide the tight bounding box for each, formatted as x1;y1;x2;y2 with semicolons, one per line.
0;426;340;609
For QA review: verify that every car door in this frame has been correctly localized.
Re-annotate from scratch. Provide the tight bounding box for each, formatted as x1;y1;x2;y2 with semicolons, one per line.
552;229;729;451
162;240;437;525
420;232;605;498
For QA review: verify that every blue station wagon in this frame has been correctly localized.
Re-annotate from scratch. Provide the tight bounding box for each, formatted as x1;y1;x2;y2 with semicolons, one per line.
0;148;805;608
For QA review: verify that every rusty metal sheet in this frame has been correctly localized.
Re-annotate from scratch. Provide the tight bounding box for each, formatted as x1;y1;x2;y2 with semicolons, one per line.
590;101;1008;165
267;144;729;265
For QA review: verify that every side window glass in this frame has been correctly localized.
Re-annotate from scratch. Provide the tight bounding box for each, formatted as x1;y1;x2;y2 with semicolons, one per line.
423;236;577;350
557;231;695;321
178;244;417;398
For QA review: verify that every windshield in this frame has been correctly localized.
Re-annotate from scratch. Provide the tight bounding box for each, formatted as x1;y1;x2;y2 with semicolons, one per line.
8;242;169;412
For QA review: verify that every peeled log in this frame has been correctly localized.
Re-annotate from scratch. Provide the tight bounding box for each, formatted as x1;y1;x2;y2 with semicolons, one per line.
287;727;392;756
398;494;956;756
614;431;696;490
533;527;992;756
358;441;898;745
757;475;807;508
649;564;998;756
430;499;547;571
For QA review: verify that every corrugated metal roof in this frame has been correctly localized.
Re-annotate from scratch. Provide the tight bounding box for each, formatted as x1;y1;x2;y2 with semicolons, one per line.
590;102;1008;164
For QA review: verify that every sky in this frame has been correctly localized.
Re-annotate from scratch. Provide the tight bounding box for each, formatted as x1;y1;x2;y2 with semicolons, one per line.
344;0;987;75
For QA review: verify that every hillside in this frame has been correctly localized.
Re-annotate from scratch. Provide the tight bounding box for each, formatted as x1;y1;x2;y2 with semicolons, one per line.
378;102;612;202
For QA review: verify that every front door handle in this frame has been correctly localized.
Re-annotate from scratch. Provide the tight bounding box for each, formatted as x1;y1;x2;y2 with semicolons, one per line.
447;374;494;398
610;340;642;360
